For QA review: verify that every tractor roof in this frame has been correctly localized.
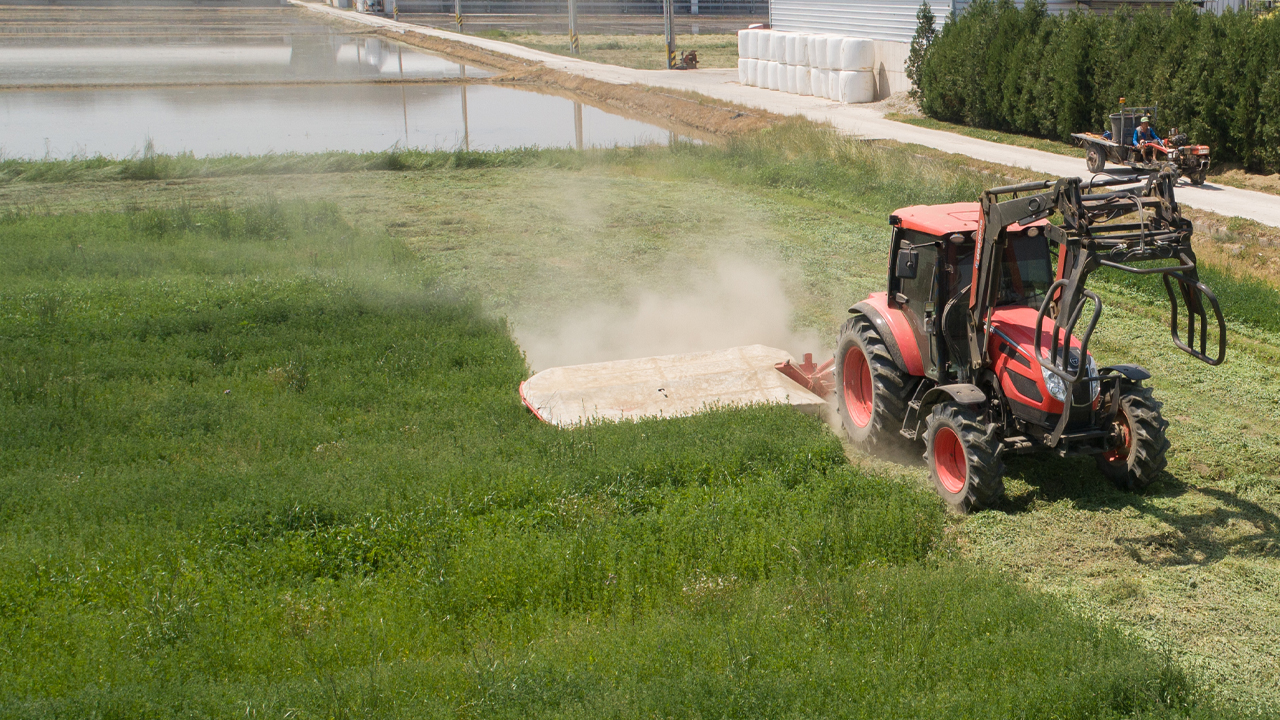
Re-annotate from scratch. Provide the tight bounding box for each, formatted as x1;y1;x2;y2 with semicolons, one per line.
894;202;1048;236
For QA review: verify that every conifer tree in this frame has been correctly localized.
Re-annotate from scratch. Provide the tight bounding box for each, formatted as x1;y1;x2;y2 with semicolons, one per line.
907;1;937;101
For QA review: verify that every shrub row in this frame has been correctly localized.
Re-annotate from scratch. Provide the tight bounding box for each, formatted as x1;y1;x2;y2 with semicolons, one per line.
912;0;1280;172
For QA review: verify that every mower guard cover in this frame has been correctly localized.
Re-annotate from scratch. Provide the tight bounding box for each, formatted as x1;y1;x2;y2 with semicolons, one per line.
520;345;829;427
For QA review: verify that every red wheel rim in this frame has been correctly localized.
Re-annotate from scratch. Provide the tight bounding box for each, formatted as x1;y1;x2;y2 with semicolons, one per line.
1103;408;1132;464
934;426;967;494
843;345;873;428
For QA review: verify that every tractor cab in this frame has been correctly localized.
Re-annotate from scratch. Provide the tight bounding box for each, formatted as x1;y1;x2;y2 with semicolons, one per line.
885;202;1053;384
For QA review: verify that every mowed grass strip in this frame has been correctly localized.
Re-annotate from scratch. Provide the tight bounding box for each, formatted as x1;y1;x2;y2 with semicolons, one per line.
0;200;1233;717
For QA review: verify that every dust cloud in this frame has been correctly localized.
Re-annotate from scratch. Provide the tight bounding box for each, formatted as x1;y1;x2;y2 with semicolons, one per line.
515;257;828;372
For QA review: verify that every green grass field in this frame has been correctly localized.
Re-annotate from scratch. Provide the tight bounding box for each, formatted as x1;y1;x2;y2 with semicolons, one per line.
2;123;1276;716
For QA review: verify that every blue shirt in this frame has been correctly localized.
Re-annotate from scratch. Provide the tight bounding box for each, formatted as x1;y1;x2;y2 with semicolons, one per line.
1133;126;1162;145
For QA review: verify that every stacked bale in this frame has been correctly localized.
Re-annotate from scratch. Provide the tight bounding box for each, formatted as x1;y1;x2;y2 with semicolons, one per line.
736;29;875;104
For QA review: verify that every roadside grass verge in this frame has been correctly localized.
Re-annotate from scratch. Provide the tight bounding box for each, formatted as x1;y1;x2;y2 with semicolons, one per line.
0;201;1234;717
885;112;1086;159
1097;260;1280;336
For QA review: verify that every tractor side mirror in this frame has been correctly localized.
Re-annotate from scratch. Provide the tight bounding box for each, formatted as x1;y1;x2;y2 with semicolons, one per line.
895;249;919;279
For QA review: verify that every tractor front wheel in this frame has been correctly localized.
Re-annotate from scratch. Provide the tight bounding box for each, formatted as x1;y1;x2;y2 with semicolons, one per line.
1086;145;1106;173
924;403;1006;513
835;314;912;450
1188;170;1207;186
1095;384;1169;492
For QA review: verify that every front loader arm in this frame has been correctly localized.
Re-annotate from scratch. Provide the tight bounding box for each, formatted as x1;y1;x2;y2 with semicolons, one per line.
967;177;1081;372
969;171;1224;380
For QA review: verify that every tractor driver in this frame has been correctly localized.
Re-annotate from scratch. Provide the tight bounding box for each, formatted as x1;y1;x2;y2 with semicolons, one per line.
1133;116;1165;163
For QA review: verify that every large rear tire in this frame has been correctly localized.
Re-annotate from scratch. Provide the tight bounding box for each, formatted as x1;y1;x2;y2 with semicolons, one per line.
1086;145;1106;173
1095;384;1169;492
924;403;1006;513
834;314;912;450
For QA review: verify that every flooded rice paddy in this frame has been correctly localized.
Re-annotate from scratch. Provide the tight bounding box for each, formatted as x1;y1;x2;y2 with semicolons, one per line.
2;82;676;158
0;6;683;158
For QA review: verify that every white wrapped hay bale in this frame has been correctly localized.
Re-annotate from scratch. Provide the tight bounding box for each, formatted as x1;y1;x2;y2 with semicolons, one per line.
738;29;749;59
839;37;874;72
826;36;842;72
781;64;793;93
756;31;771;62
797;66;812;96
792;34;808;66
767;62;781;91
838;70;875;103
827;69;840;100
738;58;748;85
806;35;820;68
813;36;828;69
745;58;758;86
810;67;827;97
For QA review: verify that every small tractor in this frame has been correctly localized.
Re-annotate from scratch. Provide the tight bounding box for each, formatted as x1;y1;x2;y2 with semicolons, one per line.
1073;105;1211;185
836;170;1226;511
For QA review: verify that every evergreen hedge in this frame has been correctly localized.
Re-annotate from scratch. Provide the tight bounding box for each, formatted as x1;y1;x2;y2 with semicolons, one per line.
913;0;1280;172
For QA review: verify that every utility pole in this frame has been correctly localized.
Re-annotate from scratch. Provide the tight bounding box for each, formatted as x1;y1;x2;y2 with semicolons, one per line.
454;0;463;33
574;101;583;150
663;0;675;69
567;0;579;54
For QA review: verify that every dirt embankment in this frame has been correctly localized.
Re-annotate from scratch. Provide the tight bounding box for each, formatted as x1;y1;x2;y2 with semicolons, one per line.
357;26;779;140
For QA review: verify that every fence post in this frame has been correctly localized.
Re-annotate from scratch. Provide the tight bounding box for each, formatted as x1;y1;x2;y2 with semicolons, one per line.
454;0;463;33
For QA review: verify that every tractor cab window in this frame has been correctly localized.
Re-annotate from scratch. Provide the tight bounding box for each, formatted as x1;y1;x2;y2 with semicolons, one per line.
996;232;1053;308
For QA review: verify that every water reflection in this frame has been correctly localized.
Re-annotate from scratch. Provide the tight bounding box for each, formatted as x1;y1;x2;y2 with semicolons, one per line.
0;36;490;86
0;83;680;158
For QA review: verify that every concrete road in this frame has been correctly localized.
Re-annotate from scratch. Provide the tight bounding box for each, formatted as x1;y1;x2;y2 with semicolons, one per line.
294;1;1280;229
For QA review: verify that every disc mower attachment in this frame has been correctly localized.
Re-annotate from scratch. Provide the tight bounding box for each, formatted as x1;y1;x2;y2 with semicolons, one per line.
775;353;835;396
520;345;830;427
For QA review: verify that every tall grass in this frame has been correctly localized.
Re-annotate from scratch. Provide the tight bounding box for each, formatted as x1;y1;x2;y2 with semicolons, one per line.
0;146;565;185
1096;260;1280;334
0;201;1233;717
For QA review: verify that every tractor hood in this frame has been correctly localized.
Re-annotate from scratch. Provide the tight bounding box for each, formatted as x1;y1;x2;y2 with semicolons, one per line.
989;306;1086;364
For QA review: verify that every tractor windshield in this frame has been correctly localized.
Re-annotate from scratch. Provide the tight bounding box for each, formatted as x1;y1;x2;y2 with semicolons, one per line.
996;233;1054;308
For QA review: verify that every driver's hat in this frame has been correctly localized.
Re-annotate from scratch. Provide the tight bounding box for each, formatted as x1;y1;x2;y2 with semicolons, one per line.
1139;116;1150;123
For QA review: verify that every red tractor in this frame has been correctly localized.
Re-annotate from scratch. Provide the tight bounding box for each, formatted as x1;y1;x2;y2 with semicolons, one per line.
836;171;1226;512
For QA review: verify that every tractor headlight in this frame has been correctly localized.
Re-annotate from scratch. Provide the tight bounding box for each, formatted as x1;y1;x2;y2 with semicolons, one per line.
1041;365;1068;402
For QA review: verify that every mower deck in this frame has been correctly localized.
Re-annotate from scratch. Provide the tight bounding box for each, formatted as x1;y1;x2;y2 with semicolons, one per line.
520;345;829;427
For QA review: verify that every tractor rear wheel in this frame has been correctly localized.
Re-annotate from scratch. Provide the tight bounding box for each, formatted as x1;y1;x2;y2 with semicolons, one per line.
1086;145;1106;173
924;403;1005;513
1095;384;1169;492
835;314;912;450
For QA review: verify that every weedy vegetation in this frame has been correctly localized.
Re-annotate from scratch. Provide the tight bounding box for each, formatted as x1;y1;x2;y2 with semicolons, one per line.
0;123;1268;717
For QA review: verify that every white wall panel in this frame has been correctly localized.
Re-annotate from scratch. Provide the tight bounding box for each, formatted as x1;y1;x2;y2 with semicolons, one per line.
769;0;928;44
